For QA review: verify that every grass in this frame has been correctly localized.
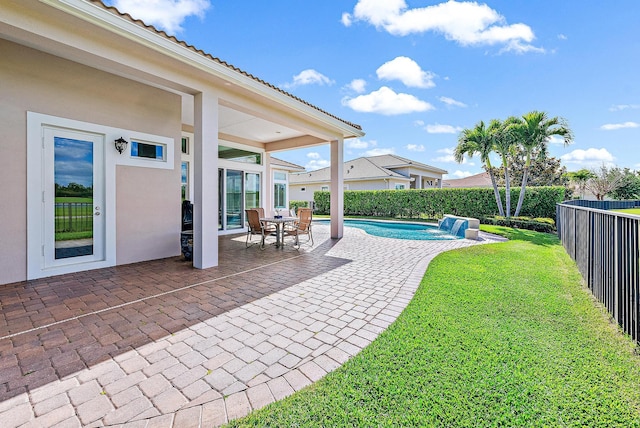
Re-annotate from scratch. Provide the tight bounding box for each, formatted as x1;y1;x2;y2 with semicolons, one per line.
612;208;640;216
227;226;640;427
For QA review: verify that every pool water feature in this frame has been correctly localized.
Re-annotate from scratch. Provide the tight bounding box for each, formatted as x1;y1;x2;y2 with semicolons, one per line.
315;219;462;241
438;216;469;238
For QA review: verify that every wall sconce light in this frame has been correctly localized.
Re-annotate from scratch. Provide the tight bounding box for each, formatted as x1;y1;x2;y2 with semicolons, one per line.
114;137;128;154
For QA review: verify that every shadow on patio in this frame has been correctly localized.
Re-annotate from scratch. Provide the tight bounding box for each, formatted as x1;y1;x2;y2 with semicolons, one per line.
0;234;350;402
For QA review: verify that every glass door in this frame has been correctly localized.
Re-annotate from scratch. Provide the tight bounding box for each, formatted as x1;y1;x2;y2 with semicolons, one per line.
226;169;243;229
43;127;105;267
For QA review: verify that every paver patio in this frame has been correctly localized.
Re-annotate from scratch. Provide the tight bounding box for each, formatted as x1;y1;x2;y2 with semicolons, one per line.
0;224;504;427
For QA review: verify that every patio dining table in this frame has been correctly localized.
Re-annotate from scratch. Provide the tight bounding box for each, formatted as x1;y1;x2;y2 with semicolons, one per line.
260;216;297;247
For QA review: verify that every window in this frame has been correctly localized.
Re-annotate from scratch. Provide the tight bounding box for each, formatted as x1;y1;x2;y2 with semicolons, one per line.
273;170;287;209
181;162;189;200
395;184;405;190
181;137;189;154
132;141;165;160
300;187;306;192
274;183;286;209
321;186;329;191
245;173;260;209
218;145;261;164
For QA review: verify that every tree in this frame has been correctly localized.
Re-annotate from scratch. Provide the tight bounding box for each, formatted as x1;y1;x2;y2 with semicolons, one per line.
509;111;573;216
496;146;569;187
609;168;640;200
565;169;595;199
584;165;625;200
492;118;517;217
455;120;504;216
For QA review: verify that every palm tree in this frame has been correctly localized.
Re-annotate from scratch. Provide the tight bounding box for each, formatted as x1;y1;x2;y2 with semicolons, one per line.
566;169;594;199
454;120;504;216
491;118;517;217
511;111;573;216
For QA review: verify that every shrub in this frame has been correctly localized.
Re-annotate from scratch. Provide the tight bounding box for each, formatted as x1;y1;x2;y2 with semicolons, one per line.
313;186;565;220
289;200;309;211
480;216;556;233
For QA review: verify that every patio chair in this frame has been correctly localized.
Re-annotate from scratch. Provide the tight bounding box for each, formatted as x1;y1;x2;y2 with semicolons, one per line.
284;207;314;248
245;209;276;248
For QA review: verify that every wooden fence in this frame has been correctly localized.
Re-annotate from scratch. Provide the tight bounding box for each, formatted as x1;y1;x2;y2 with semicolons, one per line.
556;200;640;342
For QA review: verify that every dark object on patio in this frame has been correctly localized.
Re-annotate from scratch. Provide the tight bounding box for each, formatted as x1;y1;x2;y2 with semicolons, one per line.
182;200;193;231
245;209;276;248
284;207;314;248
180;230;193;261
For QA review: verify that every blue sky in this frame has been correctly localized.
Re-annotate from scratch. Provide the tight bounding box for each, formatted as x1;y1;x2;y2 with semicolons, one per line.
106;0;639;178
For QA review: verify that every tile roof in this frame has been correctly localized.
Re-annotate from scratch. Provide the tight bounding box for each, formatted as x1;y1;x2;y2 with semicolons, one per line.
442;172;493;188
88;0;362;132
269;157;305;171
289;155;447;184
365;154;448;174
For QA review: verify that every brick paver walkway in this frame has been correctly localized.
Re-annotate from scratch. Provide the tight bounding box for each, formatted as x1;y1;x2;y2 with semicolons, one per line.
0;224;505;427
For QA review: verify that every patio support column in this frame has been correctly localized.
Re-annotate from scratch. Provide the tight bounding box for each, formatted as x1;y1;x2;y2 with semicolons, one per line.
264;152;273;214
417;174;423;189
330;138;344;239
193;91;219;269
438;178;443;188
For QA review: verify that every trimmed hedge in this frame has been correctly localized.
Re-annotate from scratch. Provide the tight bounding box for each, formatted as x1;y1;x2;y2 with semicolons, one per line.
480;216;556;233
313;187;566;220
289;200;309;211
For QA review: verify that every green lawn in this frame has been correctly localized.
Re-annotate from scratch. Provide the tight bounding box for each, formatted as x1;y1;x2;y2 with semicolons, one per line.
227;226;640;427
612;208;640;216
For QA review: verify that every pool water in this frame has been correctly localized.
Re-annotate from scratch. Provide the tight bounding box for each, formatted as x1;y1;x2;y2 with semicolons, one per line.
315;219;462;241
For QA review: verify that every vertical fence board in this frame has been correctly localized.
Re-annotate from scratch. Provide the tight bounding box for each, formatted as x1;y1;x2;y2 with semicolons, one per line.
557;200;640;344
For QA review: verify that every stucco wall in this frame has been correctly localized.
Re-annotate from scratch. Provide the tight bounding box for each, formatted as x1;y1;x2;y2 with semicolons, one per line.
0;39;182;284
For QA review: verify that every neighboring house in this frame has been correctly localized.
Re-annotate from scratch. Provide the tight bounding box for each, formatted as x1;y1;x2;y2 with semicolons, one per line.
0;0;363;285
269;157;305;213
442;172;493;188
289;154;447;203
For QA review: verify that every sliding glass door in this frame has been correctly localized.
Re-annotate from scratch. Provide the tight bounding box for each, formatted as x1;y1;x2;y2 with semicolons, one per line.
225;169;243;230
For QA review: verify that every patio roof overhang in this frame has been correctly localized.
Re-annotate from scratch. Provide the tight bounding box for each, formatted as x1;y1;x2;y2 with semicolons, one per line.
1;0;363;149
1;0;362;270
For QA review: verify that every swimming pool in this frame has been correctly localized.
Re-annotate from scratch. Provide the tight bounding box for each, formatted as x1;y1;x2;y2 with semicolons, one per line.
315;219;462;241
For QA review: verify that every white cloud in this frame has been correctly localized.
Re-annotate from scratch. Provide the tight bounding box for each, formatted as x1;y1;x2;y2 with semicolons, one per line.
342;86;434;115
548;135;566;145
433;147;473;165
600;121;639;130
306;159;330;170
561;148;615;168
414;120;425;126
557;34;567;40
406;144;425;152
341;12;353;27
307;152;321;159
376;56;435;88
609;104;640;111
111;0;210;34
445;170;473;179
346;79;367;94
439;96;467;108
364;148;395;156
343;0;542;53
347;138;376;149
425;123;462;134
284;69;335;88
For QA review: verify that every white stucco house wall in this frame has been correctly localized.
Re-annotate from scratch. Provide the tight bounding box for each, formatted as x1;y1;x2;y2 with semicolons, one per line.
0;0;363;285
289;155;447;204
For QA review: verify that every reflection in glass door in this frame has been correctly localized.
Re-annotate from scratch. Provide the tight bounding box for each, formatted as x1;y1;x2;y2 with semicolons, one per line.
43;127;104;267
245;173;260;210
226;170;243;229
